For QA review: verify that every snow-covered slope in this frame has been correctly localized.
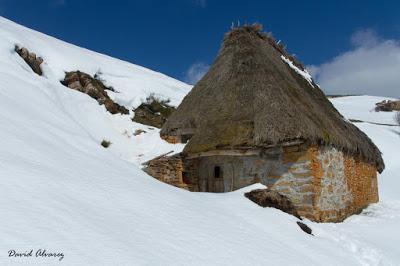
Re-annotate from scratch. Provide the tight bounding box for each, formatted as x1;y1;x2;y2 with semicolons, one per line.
330;96;400;201
0;17;399;265
0;16;190;166
330;95;399;125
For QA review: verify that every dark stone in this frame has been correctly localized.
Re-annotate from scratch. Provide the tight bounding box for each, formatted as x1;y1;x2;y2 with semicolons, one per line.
244;188;300;219
133;129;147;136
375;100;400;112
349;119;363;123
101;140;111;148
132;95;175;128
296;221;313;235
15;46;43;76
60;71;129;115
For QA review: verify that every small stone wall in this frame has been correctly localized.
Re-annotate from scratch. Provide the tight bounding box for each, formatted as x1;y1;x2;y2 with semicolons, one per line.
143;154;188;190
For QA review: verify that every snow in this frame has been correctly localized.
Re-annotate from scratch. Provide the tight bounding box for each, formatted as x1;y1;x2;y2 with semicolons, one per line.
1;16;400;265
0;16;189;167
330;95;399;125
281;55;315;87
3;17;191;109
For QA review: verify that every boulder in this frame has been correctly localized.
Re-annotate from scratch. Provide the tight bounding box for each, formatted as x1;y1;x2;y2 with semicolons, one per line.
244;188;300;219
375;100;400;112
133;129;147;136
132;95;175;128
296;221;313;235
15;46;43;76
61;71;129;115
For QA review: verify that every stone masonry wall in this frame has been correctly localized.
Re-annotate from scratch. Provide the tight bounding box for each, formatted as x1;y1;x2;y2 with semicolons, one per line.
181;158;199;191
311;146;379;222
344;157;378;209
270;145;315;219
143;154;188;190
273;145;379;222
143;144;379;222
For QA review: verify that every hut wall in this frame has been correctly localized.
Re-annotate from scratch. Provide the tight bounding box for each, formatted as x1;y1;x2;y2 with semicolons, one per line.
181;158;199;191
269;145;316;219
196;155;275;192
190;145;379;222
310;146;379;222
194;145;317;220
143;144;379;222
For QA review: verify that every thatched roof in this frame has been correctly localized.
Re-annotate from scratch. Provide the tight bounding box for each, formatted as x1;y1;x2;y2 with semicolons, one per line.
161;24;384;172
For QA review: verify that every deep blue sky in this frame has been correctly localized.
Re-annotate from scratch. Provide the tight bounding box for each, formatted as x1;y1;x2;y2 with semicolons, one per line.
1;0;399;83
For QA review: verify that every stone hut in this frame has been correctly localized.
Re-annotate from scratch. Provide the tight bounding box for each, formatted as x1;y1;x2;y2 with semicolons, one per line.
146;25;384;222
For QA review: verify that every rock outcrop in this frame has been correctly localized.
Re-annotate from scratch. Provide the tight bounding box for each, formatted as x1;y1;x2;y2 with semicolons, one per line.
296;221;313;235
61;71;129;115
244;188;300;219
133;95;175;128
15;46;43;76
375;100;400;112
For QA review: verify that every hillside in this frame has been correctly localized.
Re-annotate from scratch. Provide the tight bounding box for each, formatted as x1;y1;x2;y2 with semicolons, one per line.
0;17;399;265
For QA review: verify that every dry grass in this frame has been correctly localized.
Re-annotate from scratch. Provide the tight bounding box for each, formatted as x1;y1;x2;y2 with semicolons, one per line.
145;93;170;105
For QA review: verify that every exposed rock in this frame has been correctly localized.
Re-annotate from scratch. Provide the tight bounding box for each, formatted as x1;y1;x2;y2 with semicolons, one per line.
61;71;129;115
296;221;313;235
132;95;175;128
15;45;43;76
349;119;364;123
133;129;147;136
101;139;111;148
244;188;300;219
375;100;400;112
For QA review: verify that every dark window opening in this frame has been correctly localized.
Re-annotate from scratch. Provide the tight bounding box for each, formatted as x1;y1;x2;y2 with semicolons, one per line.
214;166;222;178
182;171;189;183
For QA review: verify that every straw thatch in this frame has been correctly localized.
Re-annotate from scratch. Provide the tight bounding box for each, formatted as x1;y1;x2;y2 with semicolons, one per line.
161;24;384;172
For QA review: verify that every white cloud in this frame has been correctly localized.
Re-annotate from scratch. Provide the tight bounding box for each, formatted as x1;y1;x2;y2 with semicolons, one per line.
309;29;400;98
184;62;209;85
350;29;380;47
